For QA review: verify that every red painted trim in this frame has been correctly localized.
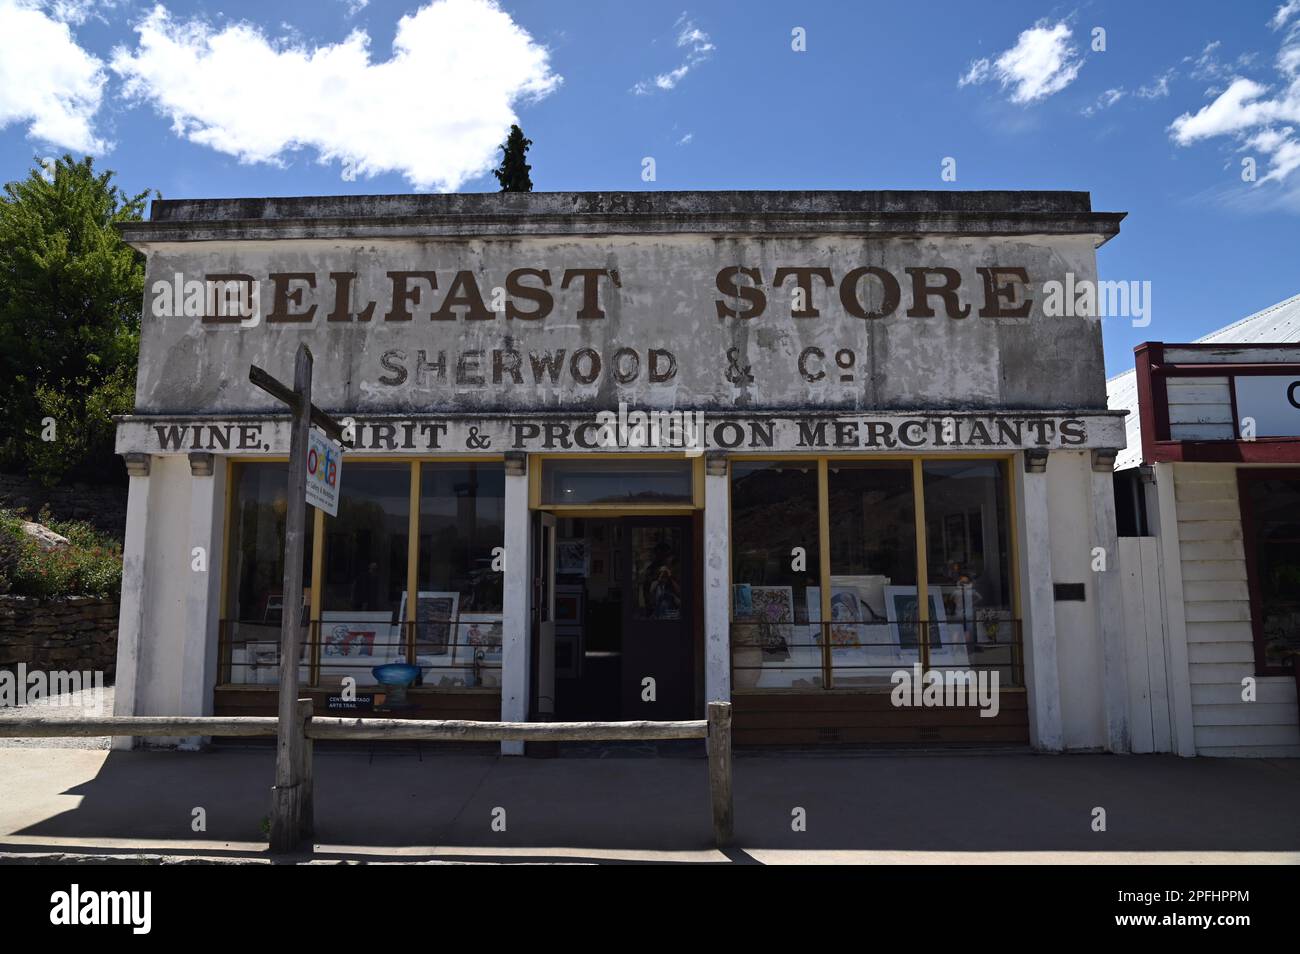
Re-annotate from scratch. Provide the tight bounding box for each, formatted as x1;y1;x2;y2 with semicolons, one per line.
1132;341;1300;463
1146;439;1300;463
1158;362;1300;376
1134;342;1162;464
1157;342;1300;351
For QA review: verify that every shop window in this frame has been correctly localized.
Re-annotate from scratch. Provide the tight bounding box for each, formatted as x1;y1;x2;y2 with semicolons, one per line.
540;458;693;506
319;463;411;689
1240;474;1300;672
730;462;822;689
827;462;918;686
922;460;1017;683
222;463;313;686
416;464;505;688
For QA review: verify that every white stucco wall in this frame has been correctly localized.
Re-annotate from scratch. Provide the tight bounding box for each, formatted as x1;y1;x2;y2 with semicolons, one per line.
1046;450;1109;750
122;456;193;742
113;455;224;746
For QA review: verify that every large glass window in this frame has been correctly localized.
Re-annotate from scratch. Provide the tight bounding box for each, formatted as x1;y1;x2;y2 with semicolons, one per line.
222;463;313;686
730;462;822;689
319;463;411;689
1241;474;1300;671
923;460;1016;682
827;462;918;685
416;464;505;688
728;456;1021;692
221;459;507;693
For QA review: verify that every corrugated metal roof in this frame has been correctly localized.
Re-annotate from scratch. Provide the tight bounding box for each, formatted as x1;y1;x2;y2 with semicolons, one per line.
1107;291;1300;469
1195;292;1300;344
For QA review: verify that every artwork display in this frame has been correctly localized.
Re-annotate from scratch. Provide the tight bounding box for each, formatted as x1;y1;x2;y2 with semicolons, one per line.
397;591;460;658
749;585;794;657
554;584;585;624
938;584;977;644
557;539;589;575
829;589;865;648
318;610;397;684
883;585;953;653
263;590;310;625
460;614;503;663
804;586;821;645
829;575;890;651
733;583;754;620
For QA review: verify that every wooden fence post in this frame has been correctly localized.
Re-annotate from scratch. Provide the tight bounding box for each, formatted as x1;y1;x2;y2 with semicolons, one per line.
707;701;733;848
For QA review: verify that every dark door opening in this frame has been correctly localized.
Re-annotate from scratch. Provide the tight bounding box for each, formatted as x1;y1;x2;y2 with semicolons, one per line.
550;515;695;721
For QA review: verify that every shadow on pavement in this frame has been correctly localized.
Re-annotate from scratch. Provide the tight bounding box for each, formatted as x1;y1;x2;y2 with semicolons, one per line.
6;746;1300;854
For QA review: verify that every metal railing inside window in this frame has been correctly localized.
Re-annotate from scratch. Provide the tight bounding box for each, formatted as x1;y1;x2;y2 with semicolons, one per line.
218;618;503;691
730;619;1024;691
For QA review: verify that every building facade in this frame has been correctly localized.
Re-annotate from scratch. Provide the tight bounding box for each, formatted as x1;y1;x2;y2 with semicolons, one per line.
1109;294;1300;757
112;190;1131;752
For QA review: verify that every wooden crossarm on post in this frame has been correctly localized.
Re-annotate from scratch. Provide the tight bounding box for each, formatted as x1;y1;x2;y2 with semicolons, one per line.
249;364;348;444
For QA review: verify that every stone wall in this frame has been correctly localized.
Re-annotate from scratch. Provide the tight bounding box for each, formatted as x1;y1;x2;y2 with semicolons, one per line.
0;595;118;678
0;474;127;540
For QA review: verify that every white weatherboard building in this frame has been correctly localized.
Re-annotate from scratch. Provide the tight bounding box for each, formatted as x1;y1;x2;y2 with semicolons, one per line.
111;190;1137;753
1109;293;1300;757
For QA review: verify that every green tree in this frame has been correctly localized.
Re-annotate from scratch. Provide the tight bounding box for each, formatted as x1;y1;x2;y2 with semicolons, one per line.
0;155;152;486
491;124;534;192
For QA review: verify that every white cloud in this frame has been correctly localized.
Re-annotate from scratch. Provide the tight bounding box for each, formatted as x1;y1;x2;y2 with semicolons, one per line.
1082;87;1125;117
45;0;116;25
958;20;1082;104
1137;69;1175;99
958;58;990;88
631;14;714;95
1170;22;1300;187
340;0;368;16
1187;40;1259;82
110;0;561;190
0;0;107;152
1272;1;1300;31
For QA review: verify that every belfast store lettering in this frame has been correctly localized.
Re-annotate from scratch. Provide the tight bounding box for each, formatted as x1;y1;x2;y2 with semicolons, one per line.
184;264;1033;326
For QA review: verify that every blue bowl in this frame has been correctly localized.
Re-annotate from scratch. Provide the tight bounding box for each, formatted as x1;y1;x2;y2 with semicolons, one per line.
371;663;420;686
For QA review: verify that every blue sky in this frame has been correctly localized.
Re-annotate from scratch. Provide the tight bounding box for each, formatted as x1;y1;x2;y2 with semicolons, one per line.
2;0;1298;376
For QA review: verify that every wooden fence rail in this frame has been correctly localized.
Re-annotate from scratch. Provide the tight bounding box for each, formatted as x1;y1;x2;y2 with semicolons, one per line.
0;701;735;849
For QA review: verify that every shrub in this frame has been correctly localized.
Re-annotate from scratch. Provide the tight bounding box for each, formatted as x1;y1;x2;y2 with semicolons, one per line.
0;508;122;599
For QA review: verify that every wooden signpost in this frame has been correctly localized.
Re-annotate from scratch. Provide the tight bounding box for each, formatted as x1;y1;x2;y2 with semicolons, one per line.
250;343;346;853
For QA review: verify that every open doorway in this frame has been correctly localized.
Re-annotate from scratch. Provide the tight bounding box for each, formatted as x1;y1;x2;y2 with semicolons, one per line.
539;515;696;721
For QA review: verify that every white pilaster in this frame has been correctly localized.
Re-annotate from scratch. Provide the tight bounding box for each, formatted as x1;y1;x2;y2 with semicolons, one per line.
112;454;152;751
1017;451;1063;751
500;455;531;755
179;453;226;750
1090;451;1130;754
1153;462;1196;756
703;455;731;705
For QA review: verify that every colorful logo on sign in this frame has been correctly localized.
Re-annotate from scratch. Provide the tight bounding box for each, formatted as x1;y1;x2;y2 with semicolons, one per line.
307;440;338;490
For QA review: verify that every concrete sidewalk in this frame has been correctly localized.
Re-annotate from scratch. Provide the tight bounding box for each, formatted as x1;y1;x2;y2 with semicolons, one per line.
1;745;1297;864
